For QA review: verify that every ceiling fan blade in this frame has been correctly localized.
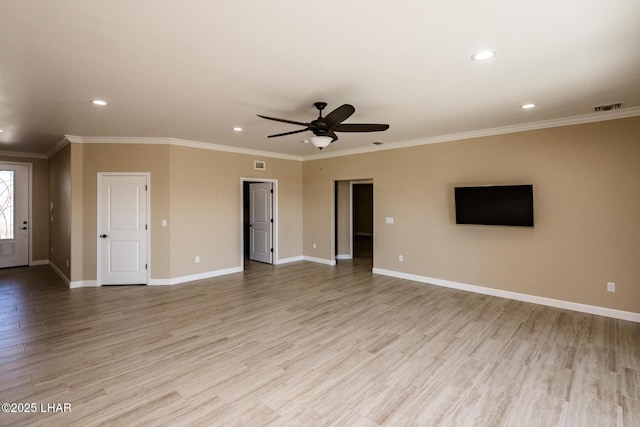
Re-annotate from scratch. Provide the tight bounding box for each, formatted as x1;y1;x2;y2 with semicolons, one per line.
323;104;355;128
257;115;308;126
334;123;390;132
267;128;309;138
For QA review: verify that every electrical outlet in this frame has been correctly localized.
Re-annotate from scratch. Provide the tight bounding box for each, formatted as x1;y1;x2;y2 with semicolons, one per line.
398;255;404;262
313;243;317;249
607;282;615;292
195;256;200;264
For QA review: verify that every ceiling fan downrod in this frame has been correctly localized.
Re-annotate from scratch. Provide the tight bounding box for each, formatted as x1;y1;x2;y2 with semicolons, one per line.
313;102;327;118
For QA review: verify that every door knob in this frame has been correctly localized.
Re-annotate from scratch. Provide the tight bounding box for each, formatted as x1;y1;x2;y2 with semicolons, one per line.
100;234;108;238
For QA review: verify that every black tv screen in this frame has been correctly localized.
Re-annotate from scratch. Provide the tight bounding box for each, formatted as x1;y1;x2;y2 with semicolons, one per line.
455;185;534;227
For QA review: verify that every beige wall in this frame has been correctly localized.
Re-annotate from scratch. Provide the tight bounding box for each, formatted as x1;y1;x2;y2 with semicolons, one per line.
168;145;303;277
71;143;171;282
0;155;49;263
70;143;85;281
69;142;302;282
303;116;640;313
43;115;640;314
48;145;71;278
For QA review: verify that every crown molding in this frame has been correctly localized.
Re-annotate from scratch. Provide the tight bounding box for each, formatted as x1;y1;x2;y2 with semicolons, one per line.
30;106;640;161
64;135;304;161
304;106;640;161
0;150;47;160
169;138;303;161
46;136;72;158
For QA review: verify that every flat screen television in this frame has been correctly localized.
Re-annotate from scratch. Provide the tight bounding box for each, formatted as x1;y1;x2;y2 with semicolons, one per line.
455;185;534;227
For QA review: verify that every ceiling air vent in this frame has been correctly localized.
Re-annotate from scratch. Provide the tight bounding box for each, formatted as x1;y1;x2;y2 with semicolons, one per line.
593;102;623;112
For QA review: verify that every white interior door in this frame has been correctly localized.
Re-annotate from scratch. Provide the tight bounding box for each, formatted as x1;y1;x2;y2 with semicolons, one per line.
99;174;148;285
249;182;273;264
0;163;29;268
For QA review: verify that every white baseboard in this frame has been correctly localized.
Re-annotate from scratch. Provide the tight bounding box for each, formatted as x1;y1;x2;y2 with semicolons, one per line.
302;256;336;266
372;268;640;323
48;261;70;285
336;254;352;260
276;256;304;265
67;267;244;288
31;259;49;266
148;266;243;286
69;280;98;288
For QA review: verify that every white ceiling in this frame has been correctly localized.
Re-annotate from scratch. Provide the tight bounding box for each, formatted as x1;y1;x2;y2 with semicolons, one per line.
1;1;639;159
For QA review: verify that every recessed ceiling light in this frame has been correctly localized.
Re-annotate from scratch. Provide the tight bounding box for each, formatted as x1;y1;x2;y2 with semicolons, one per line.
0;129;3;133
92;99;107;106
471;50;495;61
233;127;243;132
521;103;536;109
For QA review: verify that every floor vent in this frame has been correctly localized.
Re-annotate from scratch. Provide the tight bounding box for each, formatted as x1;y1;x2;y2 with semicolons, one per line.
593;102;623;112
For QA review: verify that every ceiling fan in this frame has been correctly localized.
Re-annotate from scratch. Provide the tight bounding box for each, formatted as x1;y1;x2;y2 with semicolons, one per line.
258;102;389;149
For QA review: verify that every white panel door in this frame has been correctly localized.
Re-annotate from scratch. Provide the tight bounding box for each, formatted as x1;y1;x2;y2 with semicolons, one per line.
99;175;148;285
249;182;273;264
0;163;29;268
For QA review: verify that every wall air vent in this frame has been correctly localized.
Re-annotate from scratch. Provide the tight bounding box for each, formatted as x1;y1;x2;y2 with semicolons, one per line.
593;102;623;112
254;160;266;170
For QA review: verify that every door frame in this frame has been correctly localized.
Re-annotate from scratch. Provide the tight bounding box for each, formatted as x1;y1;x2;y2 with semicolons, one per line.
333;179;373;262
0;161;33;266
240;177;278;269
334;180;353;260
96;172;151;286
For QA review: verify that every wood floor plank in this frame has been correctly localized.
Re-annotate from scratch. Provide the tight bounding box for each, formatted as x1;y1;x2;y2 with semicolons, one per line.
0;261;638;426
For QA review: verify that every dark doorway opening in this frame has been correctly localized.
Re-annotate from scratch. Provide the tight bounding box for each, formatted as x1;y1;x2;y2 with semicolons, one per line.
352;183;373;259
335;180;374;267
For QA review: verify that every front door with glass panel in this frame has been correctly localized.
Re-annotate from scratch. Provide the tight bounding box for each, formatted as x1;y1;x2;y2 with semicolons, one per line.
0;163;29;268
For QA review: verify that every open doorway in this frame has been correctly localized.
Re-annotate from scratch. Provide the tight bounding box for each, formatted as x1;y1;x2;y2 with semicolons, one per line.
352;182;373;259
241;179;276;269
335;180;373;265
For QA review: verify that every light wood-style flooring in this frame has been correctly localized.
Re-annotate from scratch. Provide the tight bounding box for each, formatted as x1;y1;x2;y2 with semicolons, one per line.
1;261;639;426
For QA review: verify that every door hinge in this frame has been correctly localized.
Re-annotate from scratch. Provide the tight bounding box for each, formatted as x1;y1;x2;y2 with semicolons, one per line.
145;224;148;230
270;189;273;194
145;185;148;191
270;218;273;223
145;264;148;270
270;248;273;253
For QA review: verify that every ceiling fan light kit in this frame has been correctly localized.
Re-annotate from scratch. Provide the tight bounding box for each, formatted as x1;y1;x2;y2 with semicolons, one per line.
309;136;333;149
258;102;389;150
